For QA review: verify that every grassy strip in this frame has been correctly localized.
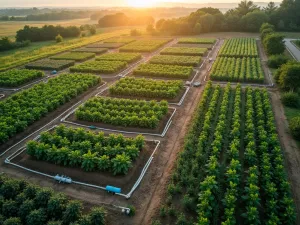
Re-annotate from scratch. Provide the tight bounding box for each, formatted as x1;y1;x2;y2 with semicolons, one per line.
0;29;129;71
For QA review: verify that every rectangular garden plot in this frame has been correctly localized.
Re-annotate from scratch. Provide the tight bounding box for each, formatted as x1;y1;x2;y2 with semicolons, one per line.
178;38;216;44
149;55;201;67
133;63;193;79
120;39;172;53
50;52;95;62
161;47;207;56
210;57;265;83
219;38;258;58
155;82;296;225
96;53;142;63
71;47;108;54
86;42;125;49
6;125;160;197
0;73;101;146
25;59;75;71
103;37;136;44
0;69;44;88
63;97;176;137
98;77;189;105
70;60;127;74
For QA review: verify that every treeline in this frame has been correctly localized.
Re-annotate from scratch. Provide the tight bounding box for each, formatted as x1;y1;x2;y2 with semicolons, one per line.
0;11;91;21
98;13;154;27
16;25;81;42
0;37;30;51
154;0;300;34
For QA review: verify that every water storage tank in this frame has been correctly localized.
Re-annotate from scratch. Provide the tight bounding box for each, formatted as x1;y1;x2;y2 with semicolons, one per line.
106;185;121;194
54;174;72;184
51;70;57;75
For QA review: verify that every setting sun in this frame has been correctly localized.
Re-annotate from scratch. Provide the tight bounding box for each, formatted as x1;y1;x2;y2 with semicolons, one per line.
127;0;158;8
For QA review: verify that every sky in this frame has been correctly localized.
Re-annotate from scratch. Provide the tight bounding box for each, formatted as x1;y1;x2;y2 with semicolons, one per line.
0;0;279;8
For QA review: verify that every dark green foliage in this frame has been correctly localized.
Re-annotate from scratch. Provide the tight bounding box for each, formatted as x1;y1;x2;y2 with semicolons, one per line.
47;221;63;225
277;62;300;91
127;205;136;217
18;199;35;222
0;180;21;199
26;208;47;225
267;54;289;68
62;200;83;224
289;117;300;140
281;92;299;107
3;217;22;225
89;207;106;224
34;188;54;208
263;33;285;55
0;37;30;52
16;25;81;42
47;194;68;220
260;23;275;33
2;200;18;218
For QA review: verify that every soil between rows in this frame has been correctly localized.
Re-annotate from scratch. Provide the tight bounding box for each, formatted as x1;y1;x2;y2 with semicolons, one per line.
11;141;157;193
65;108;175;135
98;87;187;104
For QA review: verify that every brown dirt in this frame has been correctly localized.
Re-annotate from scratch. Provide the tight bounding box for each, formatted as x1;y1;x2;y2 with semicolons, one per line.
66;108;175;135
98;87;187;104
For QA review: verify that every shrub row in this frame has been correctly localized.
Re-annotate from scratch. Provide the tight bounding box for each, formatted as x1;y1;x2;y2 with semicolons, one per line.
70;60;127;74
178;38;216;44
25;59;75;71
149;55;201;66
161;47;207;56
120;39;172;53
50;52;95;62
96;53;142;63
219;38;258;58
0;69;44;87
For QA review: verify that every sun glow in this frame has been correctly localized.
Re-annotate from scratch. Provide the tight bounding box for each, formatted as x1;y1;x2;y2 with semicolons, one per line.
127;0;158;8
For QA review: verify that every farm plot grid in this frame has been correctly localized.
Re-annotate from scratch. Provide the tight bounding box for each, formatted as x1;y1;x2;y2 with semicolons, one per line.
25;59;75;71
156;82;296;225
210;57;265;83
50;52;95;62
103;37;136;44
71;47;108;54
96;53;142;63
70;60;127;74
133;63;193;79
178;38;216;44
149;55;201;67
0;69;44;88
161;47;207;56
0;73;101;145
120;39;172;53
219;38;258;58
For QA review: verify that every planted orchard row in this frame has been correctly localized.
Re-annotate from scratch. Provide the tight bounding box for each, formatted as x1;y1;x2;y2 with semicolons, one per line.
0;69;44;88
104;37;136;44
133;63;193;79
75;98;169;129
72;48;108;54
26;59;75;71
161;47;207;56
70;60;127;74
50;52;95;62
109;77;183;99
120;39;172;53
0;175;107;225
96;53;142;63
26;125;145;175
178;38;216;44
210;57;264;83
149;55;201;67
154;82;296;225
0;73;101;144
219;38;258;58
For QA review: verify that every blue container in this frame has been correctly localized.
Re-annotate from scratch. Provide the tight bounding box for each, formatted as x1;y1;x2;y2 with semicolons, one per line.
51;70;57;75
106;185;121;194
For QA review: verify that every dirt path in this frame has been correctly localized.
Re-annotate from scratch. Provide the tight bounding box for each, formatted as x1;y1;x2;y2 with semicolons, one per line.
270;89;300;223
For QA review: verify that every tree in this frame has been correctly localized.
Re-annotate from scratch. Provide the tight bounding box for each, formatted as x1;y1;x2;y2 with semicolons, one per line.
89;27;96;35
3;217;22;225
289;117;300;140
89;207;106;225
111;153;132;175
277;63;300;91
47;193;68;220
18;199;35;222
62;200;83;224
260;22;275;33
26;209;47;225
200;13;215;33
263;33;285;55
34;187;54;208
193;23;202;34
81;150;97;172
261;28;274;41
241;11;269;32
0;179;21;199
236;0;260;16
264;1;278;14
146;24;155;34
56;34;63;43
2;200;18;218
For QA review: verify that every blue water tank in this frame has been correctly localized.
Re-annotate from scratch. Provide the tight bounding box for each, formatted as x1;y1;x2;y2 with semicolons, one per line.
106;185;121;194
51;70;57;75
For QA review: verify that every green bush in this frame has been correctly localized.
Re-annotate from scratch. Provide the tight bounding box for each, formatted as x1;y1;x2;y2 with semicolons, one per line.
282;92;299;107
55;34;63;43
267;55;289;68
289;117;300;140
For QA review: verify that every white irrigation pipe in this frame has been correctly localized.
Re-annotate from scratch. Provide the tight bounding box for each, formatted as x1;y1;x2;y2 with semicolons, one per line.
285;45;298;61
0;94;5;99
0;101;82;157
62;107;176;138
